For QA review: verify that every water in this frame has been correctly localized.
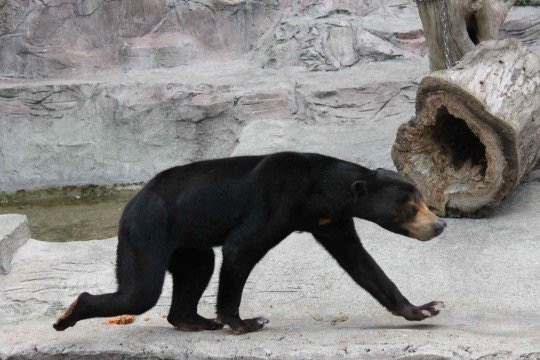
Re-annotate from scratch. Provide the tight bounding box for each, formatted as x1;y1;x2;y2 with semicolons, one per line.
0;195;134;242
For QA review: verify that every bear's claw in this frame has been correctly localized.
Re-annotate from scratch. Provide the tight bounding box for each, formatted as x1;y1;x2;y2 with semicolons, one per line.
217;315;270;335
399;300;445;321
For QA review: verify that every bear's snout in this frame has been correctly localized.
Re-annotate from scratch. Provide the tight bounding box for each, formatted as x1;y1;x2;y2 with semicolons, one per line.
402;201;446;241
433;219;447;236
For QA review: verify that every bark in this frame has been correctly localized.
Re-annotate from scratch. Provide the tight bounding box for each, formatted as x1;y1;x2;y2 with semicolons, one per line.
392;39;540;217
417;0;517;71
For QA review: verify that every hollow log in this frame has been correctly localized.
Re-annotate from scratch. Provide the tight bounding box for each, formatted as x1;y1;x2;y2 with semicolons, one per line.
392;39;540;218
417;0;517;70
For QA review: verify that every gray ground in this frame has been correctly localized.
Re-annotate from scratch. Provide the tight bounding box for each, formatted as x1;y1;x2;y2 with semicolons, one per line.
0;175;539;359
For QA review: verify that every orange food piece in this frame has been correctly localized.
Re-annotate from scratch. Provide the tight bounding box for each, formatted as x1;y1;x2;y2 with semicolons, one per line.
105;315;135;325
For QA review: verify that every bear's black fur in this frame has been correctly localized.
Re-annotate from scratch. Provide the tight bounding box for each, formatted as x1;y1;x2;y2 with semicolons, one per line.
54;152;446;334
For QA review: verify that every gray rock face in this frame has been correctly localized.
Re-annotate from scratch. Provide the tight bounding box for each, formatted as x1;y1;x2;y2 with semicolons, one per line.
0;0;279;78
252;13;407;71
0;58;425;192
0;0;414;79
1;0;539;193
252;5;425;71
0;214;30;274
2;0;536;80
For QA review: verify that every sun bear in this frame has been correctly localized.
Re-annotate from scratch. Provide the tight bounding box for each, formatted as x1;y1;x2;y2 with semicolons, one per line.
54;152;446;334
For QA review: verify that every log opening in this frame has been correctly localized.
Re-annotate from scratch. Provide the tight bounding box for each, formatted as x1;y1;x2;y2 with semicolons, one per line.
465;14;480;45
393;99;497;217
429;107;487;177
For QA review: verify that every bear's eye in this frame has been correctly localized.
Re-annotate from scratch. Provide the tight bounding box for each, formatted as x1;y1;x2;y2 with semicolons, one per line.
407;207;417;217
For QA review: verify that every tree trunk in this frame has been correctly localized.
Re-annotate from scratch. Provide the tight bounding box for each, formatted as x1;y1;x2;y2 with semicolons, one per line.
417;0;517;71
392;39;540;218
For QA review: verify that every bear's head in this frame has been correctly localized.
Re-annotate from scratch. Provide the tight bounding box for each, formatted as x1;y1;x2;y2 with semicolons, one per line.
351;169;446;241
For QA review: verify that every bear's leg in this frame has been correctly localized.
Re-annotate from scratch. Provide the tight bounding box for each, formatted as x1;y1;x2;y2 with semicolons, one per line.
167;248;223;331
216;219;290;334
53;233;168;331
313;217;444;321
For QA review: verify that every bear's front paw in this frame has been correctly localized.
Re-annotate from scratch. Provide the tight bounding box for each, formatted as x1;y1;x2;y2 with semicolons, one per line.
398;301;445;321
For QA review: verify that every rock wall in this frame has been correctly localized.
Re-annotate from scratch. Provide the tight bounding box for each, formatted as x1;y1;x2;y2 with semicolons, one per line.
0;59;422;192
1;0;276;78
0;0;418;79
0;0;538;193
0;66;297;191
6;0;535;79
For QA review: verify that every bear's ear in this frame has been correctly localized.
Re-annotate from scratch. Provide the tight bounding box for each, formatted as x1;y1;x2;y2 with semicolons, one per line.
351;180;368;201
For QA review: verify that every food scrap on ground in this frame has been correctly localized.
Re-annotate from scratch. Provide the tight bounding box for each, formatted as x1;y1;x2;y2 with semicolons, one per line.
105;315;135;325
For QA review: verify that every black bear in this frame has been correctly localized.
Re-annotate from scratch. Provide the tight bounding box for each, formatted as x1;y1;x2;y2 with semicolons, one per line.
54;152;446;334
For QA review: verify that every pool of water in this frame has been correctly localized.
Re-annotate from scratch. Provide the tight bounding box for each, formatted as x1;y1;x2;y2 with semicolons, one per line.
0;195;134;242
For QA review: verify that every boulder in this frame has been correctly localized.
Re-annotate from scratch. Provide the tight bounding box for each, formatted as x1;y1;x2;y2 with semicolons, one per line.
0;214;30;274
